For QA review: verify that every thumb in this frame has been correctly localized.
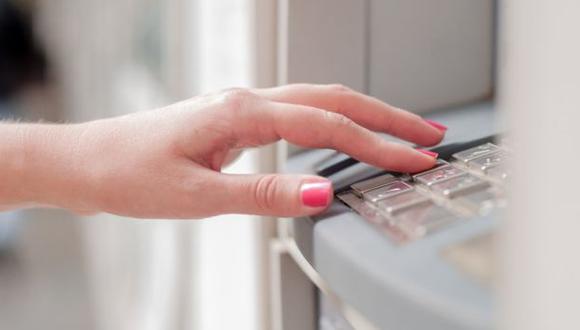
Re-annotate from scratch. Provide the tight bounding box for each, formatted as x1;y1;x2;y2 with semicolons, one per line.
218;173;333;217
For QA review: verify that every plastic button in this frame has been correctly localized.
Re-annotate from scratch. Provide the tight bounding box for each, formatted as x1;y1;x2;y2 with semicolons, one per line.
430;174;490;198
392;204;459;239
376;190;432;214
363;181;413;203
351;174;397;197
468;151;508;173
452;143;499;163
413;165;465;186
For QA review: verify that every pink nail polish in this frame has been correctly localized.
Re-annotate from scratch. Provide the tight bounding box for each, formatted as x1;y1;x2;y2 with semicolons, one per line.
424;119;448;132
417;149;439;158
301;182;332;207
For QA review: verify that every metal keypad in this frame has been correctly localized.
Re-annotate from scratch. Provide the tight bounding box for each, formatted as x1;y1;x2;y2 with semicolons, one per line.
339;139;509;244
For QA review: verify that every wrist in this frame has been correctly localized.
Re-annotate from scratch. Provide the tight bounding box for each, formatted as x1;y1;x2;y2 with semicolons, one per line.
18;123;99;213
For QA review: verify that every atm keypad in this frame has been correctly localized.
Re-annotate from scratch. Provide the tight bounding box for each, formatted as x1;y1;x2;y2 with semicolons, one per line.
337;142;507;244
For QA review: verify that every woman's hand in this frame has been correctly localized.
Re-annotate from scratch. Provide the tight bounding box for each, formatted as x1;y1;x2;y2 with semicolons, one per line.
11;84;446;218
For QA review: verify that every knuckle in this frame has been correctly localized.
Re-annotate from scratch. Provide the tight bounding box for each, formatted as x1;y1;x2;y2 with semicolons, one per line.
253;175;279;211
326;111;355;130
327;83;352;94
218;88;257;113
325;84;353;112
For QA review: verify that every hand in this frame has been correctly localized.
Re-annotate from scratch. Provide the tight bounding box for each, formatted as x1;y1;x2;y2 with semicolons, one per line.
19;84;446;218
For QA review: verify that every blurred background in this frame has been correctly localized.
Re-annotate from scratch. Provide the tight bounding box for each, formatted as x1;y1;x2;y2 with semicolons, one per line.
0;0;275;329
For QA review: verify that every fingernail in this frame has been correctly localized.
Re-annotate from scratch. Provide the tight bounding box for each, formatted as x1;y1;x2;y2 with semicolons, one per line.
417;149;439;158
301;181;332;207
424;119;448;132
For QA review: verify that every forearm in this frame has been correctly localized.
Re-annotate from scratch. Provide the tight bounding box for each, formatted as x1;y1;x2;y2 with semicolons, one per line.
0;123;30;209
0;123;91;212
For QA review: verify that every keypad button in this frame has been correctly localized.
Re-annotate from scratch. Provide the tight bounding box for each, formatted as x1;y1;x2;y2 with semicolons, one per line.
336;192;385;225
430;174;490;198
452;143;500;163
486;165;510;181
413;165;465;186
363;181;413;203
376;190;431;214
392;204;459;239
409;159;448;174
455;189;497;215
337;192;408;242
351;174;396;197
468;151;508;173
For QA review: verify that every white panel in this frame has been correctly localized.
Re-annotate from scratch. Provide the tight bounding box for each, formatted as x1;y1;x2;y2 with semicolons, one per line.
281;0;366;92
369;0;494;112
499;1;580;330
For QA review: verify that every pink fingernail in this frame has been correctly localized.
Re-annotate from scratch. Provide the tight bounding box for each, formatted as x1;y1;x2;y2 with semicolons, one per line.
301;181;332;207
417;149;439;158
424;119;448;132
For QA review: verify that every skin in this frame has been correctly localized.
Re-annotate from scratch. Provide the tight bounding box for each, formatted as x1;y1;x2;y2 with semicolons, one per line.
0;84;444;219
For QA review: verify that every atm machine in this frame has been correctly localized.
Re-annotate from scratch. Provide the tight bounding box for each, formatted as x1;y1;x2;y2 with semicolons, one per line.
270;1;499;329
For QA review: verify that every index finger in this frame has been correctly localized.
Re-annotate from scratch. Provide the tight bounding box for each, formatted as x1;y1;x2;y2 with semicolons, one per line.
225;97;438;173
255;84;446;147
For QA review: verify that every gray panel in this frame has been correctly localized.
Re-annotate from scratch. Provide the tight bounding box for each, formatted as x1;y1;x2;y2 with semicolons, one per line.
319;294;355;330
283;0;366;91
292;217;315;264
425;102;497;143
272;250;317;330
369;0;494;112
314;212;495;330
